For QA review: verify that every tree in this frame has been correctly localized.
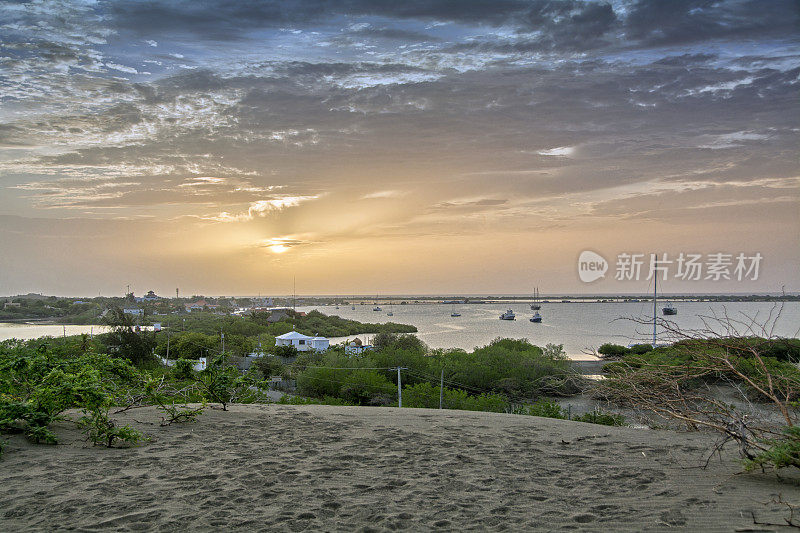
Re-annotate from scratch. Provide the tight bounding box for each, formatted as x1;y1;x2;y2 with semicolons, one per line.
101;307;156;367
596;309;799;468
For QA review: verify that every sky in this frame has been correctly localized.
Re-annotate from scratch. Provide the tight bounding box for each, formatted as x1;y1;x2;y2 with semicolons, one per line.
0;0;798;297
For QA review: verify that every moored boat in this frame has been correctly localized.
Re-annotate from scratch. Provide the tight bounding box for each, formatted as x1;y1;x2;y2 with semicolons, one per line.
499;309;516;320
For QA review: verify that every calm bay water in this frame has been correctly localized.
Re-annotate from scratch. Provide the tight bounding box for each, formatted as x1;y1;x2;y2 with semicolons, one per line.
1;301;797;360
302;301;800;359
0;324;110;342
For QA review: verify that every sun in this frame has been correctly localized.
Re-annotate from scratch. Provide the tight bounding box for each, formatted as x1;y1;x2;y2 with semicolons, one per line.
269;244;289;254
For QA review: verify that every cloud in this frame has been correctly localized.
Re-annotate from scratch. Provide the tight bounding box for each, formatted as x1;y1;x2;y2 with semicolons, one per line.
538;146;576;157
361;190;405;200
209;195;321;222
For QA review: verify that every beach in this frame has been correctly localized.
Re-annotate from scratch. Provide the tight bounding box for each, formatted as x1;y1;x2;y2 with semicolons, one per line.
1;404;798;531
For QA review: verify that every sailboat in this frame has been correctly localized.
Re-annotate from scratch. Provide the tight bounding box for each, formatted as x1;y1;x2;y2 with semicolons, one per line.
372;293;381;312
530;287;542;310
386;301;393;316
451;302;461;317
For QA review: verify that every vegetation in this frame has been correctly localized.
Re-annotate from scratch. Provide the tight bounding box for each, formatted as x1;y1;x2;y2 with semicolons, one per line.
293;336;585;407
0;339;142;445
0;312;631;460
745;424;800;472
597;314;800;471
401;382;508;412
597;342;653;359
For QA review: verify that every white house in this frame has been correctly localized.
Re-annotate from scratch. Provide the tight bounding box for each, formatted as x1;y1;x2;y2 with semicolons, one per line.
123;308;144;316
344;337;372;355
275;331;329;352
311;336;330;351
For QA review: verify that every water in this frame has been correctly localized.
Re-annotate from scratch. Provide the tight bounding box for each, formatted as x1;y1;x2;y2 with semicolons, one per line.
1;301;797;359
300;301;800;359
0;323;111;341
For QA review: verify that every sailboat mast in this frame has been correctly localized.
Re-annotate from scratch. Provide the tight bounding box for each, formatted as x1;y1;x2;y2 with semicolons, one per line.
653;261;657;346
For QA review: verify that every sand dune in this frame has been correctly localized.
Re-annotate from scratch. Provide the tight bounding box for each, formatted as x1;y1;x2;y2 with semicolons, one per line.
1;404;798;531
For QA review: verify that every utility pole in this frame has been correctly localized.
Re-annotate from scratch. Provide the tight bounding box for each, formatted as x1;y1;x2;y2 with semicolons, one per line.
439;369;444;409
396;367;407;408
221;331;225;355
165;327;171;363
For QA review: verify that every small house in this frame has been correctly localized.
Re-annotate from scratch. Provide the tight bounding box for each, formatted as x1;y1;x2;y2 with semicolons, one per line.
275;331;329;352
345;337;372;355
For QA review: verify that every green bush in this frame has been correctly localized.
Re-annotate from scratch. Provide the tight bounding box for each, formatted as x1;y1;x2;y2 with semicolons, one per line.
401;382;508;412
0;340;142;445
274;345;298;360
193;354;250;410
574;409;626;426
517;398;567;419
78;408;142;447
744;426;800;471
171;359;195;380
294;351;395;405
629;344;654;355
250;356;285;378
440;338;579;398
745;425;800;471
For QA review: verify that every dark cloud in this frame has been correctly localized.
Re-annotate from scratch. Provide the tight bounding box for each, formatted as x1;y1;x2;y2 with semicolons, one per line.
346;27;441;42
625;0;800;47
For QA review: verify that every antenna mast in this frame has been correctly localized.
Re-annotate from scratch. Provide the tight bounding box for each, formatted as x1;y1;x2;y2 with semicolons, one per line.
653;260;657;347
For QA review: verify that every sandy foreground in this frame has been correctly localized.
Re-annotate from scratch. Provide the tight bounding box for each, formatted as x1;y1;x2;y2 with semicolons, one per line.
1;404;799;532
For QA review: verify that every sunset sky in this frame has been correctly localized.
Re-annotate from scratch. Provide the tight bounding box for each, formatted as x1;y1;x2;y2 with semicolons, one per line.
1;0;798;296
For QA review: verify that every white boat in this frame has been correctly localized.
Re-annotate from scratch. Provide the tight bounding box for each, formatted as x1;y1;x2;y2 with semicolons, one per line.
530;311;542;323
451;312;461;317
373;306;382;312
499;309;515;320
662;302;677;315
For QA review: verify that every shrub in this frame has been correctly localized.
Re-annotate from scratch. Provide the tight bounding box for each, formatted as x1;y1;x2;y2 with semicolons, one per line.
143;376;204;426
78;408;142;447
295;352;395;405
441;338;580;398
401;382;508;412
574;409;626;426
273;345;298;360
598;344;628;358
251;356;285;378
744;425;800;472
194;354;247;410
171;359;195;380
517;399;567;419
629;344;654;355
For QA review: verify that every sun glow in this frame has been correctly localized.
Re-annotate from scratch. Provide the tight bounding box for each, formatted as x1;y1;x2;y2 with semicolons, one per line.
269;244;289;254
